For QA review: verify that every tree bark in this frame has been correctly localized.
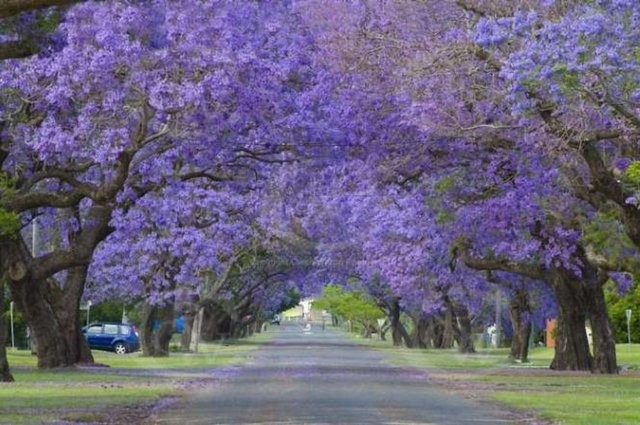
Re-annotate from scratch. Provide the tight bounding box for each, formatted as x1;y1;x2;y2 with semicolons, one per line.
140;302;156;356
440;305;456;349
379;322;389;341
389;298;413;348
189;307;204;352
0;280;14;382
422;317;438;348
9;267;93;368
549;271;592;371
140;301;175;357
429;318;446;348
584;280;618;374
153;302;174;357
452;302;475;353
508;289;531;362
180;303;197;352
410;314;430;348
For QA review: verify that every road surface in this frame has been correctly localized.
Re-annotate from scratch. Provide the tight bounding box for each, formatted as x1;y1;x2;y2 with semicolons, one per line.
147;323;515;424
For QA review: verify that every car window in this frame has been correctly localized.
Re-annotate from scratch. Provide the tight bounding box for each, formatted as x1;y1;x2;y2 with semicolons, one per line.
104;324;119;335
87;325;103;334
120;325;131;334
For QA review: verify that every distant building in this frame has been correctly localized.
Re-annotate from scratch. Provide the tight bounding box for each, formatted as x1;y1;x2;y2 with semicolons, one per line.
282;298;325;322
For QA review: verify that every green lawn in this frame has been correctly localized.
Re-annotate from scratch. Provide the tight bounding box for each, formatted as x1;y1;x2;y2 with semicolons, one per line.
363;336;640;425
0;331;273;425
489;374;640;425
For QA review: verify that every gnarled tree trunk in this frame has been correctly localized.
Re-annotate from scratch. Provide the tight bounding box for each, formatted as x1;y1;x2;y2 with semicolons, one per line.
9;266;93;369
452;302;475;353
549;271;592;371
458;241;616;373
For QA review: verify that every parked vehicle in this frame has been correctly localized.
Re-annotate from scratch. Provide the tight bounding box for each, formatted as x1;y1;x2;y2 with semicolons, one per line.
82;322;140;354
270;315;281;325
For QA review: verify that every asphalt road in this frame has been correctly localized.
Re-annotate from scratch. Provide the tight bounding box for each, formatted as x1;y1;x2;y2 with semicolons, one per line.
147;323;514;425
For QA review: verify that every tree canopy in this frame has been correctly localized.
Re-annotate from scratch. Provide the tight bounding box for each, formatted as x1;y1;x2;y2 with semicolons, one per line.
1;0;638;376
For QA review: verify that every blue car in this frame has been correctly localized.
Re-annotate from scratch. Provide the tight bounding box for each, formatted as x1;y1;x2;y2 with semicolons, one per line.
82;322;140;354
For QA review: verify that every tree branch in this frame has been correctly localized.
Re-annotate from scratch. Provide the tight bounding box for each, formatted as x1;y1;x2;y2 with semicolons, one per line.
0;0;82;18
0;39;37;60
450;240;547;281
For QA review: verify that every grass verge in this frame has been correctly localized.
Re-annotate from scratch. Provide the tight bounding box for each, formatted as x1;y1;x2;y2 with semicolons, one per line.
358;334;640;425
1;330;274;425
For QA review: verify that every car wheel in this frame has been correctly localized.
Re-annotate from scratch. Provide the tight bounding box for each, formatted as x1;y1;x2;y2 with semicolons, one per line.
113;342;127;354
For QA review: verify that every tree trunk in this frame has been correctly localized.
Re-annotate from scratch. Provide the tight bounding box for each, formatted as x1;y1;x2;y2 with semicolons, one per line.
440;306;456;349
140;302;156;356
201;303;231;341
180;303;197;352
380;322;389;341
228;319;239;339
389;298;413;348
508;289;531;362
9;267;93;369
0;280;14;382
430;319;446;348
452;303;475;353
549;272;592;371
410;315;430;349
189;307;204;352
423;317;439;348
141;301;175;357
584;279;618;374
140;302;156;357
152;302;174;357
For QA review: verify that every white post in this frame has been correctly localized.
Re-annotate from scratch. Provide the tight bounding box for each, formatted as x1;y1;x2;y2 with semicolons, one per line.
626;309;632;344
9;301;15;351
